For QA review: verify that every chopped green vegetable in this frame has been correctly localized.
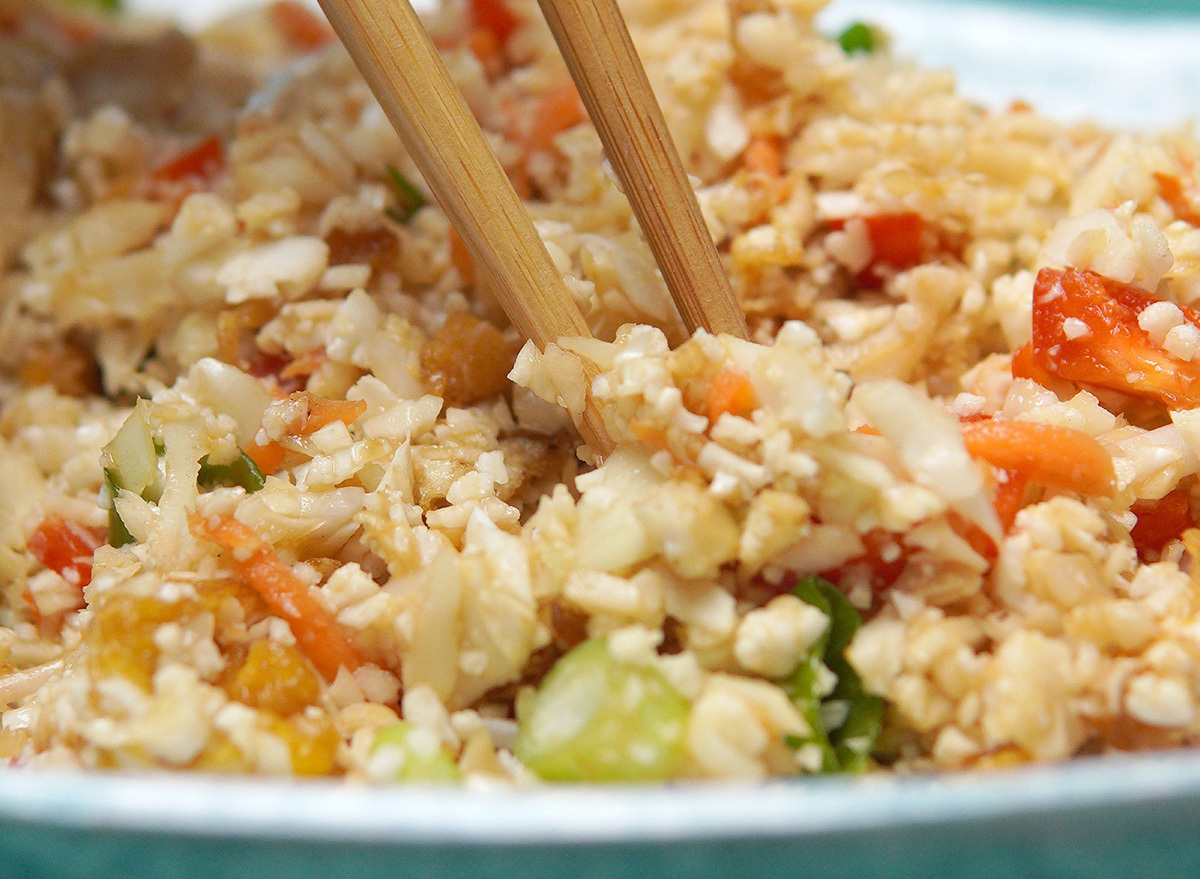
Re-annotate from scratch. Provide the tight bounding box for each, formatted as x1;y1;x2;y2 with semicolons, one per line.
102;404;266;548
837;21;880;55
198;451;266;493
385;164;425;223
59;0;122;14
514;638;690;782
104;473;136;549
371;722;461;783
783;576;883;773
102;403;159;501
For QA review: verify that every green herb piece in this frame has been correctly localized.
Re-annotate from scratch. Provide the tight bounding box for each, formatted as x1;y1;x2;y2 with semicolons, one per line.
784;576;884;773
514;638;690;782
104;473;136;549
60;0;122;14
385;164;425;223
371;722;461;783
198;451;266;493
837;21;880;55
103;404;267;547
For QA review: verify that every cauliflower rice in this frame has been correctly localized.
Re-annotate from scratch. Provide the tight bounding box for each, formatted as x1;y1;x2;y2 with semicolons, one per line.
4;0;1200;783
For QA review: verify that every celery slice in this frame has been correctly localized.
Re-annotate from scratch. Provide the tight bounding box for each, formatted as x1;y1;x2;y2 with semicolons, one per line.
103;473;136;549
101;404;158;499
372;722;461;783
514;639;690;782
102;403;266;548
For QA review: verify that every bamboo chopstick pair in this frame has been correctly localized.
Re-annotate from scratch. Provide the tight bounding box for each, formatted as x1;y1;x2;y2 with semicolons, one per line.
316;0;748;455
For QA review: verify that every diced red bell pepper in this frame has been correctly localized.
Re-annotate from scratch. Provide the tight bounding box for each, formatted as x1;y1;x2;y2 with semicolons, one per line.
151;135;223;184
860;212;926;269
470;0;519;44
269;0;336;52
828;211;927;288
27;516;104;592
1031;267;1200;409
1130;490;1193;558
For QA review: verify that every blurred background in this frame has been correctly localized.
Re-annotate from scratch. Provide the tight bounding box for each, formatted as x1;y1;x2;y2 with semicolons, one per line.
122;0;1200;129
820;0;1200;128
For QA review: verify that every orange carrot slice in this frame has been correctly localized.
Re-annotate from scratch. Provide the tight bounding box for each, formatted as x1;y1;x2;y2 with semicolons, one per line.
151;135;223;184
523;79;586;153
470;0;519;44
189;513;364;680
269;0;336;52
292;392;367;436
244;440;287;476
961;419;1115;499
706;365;759;424
1154;172;1200;226
743;134;783;177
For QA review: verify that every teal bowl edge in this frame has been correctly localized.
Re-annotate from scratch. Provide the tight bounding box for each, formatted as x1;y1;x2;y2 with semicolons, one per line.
4;751;1200;878
972;0;1200;16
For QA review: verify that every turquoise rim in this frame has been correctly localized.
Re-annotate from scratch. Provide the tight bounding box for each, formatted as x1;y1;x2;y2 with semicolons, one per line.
983;0;1200;15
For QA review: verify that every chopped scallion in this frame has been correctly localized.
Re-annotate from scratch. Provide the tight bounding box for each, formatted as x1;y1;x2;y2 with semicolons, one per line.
837;21;880;55
198;451;267;493
784;575;884;773
385;164;425;223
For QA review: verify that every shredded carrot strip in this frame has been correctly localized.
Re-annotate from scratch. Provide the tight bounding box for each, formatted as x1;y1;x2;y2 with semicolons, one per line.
470;0;519;43
961;419;1114;498
630;419;669;453
947;512;998;564
151;135;222;184
293;392;367;435
706;366;759;424
245;439;286;476
523;79;586;153
466;27;503;70
743;135;784;177
189;513;364;680
1154;172;1200;226
279;349;327;381
269;0;336;51
448;227;476;287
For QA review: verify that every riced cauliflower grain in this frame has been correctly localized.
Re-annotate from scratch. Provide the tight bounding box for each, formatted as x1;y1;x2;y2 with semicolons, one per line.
4;0;1200;787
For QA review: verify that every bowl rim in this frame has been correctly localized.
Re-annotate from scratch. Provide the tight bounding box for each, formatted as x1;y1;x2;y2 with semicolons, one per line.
2;750;1199;846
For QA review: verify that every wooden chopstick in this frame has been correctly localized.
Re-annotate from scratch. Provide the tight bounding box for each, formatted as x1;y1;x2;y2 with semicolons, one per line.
316;0;614;456
535;0;749;340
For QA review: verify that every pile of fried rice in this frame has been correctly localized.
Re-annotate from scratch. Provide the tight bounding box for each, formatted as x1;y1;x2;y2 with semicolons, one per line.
4;0;1200;783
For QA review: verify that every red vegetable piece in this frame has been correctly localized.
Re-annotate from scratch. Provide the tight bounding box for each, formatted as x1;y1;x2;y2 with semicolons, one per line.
269;0;336;52
151;135;223;184
470;0;519;44
1130;490;1193;557
1154;172;1200;226
27;516;104;592
860;212;925;270
827;211;927;289
1031;267;1200;409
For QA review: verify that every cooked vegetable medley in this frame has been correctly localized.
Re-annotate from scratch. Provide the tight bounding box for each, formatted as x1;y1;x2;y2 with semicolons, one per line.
5;0;1200;783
